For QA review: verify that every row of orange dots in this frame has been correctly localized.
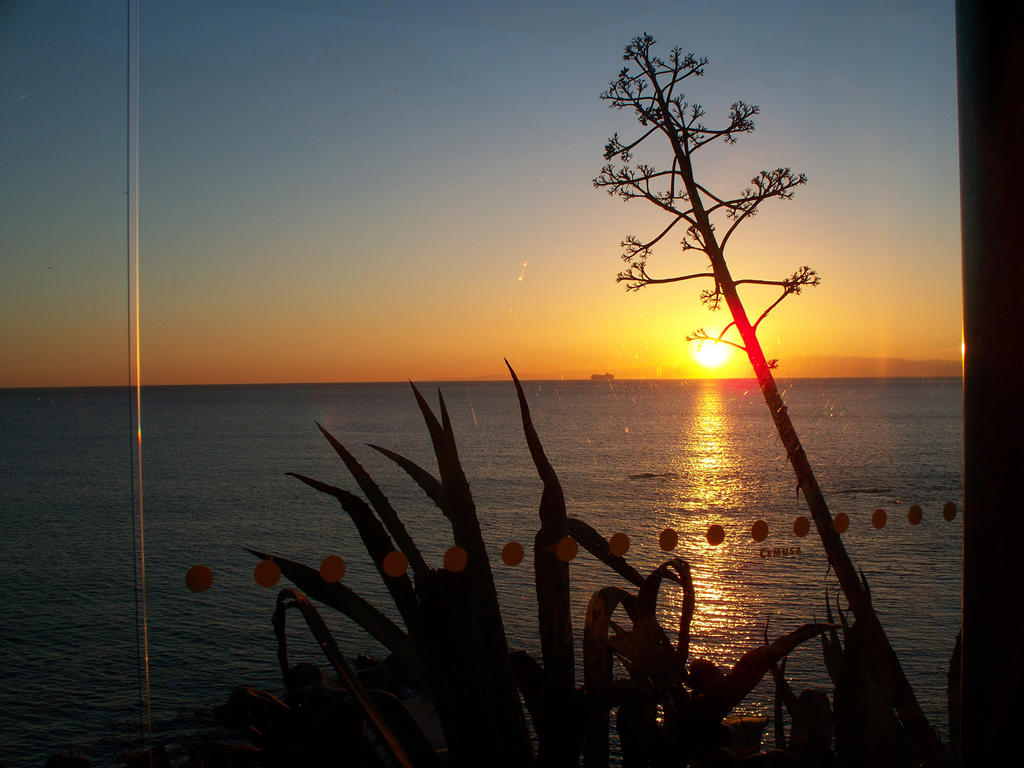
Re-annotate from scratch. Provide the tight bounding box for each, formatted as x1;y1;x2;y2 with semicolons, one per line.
185;502;958;593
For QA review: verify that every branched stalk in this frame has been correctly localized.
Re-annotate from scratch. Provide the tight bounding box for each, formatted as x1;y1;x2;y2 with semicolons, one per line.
598;33;945;762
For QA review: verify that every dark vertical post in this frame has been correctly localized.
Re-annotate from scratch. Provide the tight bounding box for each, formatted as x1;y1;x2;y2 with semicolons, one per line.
957;2;1024;764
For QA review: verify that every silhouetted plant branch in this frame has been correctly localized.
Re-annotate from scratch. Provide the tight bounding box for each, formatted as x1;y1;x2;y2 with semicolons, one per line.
686;329;747;355
594;33;816;354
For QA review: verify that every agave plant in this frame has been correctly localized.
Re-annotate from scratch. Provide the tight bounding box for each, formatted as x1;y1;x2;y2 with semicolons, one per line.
249;363;832;766
765;590;958;768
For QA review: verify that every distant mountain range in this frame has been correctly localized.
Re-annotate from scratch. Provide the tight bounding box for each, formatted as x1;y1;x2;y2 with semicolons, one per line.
765;355;961;379
472;355;961;381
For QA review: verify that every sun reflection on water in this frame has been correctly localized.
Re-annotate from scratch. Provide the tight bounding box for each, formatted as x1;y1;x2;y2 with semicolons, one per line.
657;382;755;669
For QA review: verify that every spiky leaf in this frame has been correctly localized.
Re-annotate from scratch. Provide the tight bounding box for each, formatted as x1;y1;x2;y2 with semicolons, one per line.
247;549;418;673
568;517;644;588
315;422;428;578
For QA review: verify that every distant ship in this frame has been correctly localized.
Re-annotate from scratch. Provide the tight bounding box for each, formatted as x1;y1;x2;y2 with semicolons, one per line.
590;372;614;381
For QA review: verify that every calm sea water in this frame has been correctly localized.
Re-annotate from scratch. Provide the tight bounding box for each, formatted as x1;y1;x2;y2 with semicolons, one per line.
0;378;962;765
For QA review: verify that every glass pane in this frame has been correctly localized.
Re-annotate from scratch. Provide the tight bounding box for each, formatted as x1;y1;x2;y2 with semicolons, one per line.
1;1;961;765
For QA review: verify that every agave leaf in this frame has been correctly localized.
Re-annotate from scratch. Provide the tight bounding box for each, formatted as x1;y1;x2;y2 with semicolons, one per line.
835;591;851;645
273;588;415;768
620;635;686;688
505;360;565;514
366;690;444;768
286;472;422;632
765;619;800;725
615;685;660;765
766;628;804;756
508;650;546;735
583;586;637;768
404;381;509;596
584;587;638;688
857;609;947;761
833;616;915;767
405;383;533;764
315;422;428;579
696;622;834;723
506;360;574;692
405;384;490;566
606;630;646;675
409;382;449;474
247;549;419;674
367;440;519;740
567;517;644;588
770;656;789;750
409;383;473;520
414;563;534;764
635;558;695;667
509;646;586;766
369;444;451;516
437;388;456;445
822;589;844;685
858;568;873;604
823;588;837;635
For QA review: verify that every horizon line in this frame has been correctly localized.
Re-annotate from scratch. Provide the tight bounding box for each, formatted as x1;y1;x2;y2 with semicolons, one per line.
1;372;965;391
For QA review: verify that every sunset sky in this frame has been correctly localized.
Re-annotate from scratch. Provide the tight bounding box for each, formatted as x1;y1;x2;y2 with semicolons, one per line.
1;1;961;386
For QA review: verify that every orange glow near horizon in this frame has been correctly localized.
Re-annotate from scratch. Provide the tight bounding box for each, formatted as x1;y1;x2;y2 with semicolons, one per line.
0;5;962;391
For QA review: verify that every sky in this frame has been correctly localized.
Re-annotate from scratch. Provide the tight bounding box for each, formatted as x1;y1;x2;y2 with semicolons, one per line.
0;0;961;386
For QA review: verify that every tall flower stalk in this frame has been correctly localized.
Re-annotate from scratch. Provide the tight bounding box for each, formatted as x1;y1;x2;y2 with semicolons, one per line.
595;33;943;761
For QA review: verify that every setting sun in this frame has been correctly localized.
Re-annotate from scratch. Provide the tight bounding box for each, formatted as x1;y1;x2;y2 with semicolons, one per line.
692;340;732;369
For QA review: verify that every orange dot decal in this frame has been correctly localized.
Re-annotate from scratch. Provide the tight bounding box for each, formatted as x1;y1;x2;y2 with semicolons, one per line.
186;565;213;593
609;532;630;558
320;555;346;583
555;536;578;563
706;524;725;546
907;505;923;525
833;512;849;534
254;559;281;588
444;545;468;573
659;528;679;551
382;551;409;578
502;541;525;566
872;508;887;529
793;516;810;538
751;520;768;542
943;501;957;521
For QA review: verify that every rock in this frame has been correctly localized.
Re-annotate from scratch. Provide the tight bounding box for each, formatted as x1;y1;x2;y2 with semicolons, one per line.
217;686;293;749
120;744;171;768
44;755;89;768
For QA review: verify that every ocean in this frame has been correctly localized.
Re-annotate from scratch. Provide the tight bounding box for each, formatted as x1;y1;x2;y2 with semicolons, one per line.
0;377;962;765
